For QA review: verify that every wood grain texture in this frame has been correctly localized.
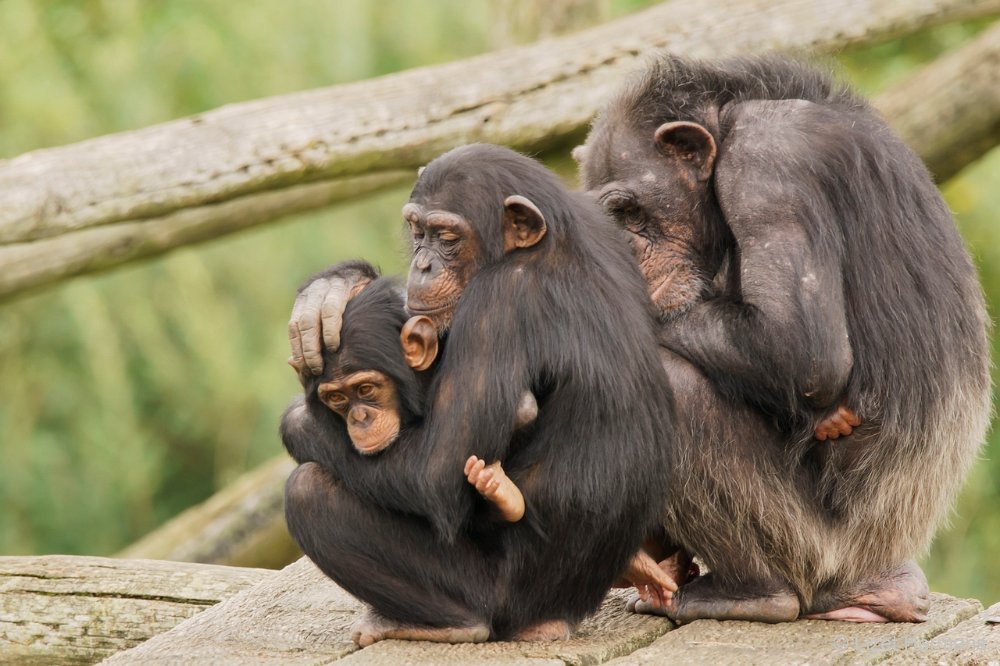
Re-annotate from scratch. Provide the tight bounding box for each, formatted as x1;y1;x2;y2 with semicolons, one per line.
0;555;273;665
876;20;1000;183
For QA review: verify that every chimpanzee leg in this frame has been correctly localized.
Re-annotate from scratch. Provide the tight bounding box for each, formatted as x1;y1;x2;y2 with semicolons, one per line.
632;572;800;623
284;462;493;643
633;352;812;623
804;560;929;623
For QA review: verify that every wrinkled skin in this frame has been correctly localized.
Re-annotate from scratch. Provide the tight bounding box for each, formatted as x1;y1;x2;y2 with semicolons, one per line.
318;370;401;455
402;203;484;332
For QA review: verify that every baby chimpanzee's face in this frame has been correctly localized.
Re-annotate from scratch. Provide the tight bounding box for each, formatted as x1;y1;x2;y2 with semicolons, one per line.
318;370;401;455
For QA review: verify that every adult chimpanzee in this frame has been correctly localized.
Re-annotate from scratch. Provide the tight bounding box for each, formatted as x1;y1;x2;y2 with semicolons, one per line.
571;54;991;623
284;144;676;643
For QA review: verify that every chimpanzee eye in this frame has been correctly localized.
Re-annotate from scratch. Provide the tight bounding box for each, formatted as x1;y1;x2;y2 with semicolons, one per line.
325;392;349;411
600;190;638;217
357;384;376;399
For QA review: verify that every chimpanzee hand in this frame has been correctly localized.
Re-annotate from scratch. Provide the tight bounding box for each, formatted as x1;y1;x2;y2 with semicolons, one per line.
622;550;679;609
815;403;861;441
464;456;526;523
288;261;378;380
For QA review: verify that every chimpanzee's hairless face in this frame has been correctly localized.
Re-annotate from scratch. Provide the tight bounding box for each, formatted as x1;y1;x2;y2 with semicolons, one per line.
317;370;400;455
316;314;438;456
575;117;724;320
402;188;546;331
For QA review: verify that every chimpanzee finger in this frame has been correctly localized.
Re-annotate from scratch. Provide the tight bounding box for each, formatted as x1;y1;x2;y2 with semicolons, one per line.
841;406;861;427
467;458;486;484
320;276;352;354
476;468;496;492
293;278;330;376
464;456;480;476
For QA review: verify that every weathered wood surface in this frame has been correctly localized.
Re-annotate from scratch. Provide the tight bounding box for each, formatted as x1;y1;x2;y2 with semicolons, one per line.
118;455;299;569
102;557;673;665
605;595;985;666
0;555;273;665
0;0;998;301
876;20;1000;183
101;556;998;665
884;601;1000;664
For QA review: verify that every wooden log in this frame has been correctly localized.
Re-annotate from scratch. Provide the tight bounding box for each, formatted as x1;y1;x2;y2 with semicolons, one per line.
0;555;273;665
876;20;1000;183
117;456;299;570
100;557;995;665
102;557;675;665
0;0;997;301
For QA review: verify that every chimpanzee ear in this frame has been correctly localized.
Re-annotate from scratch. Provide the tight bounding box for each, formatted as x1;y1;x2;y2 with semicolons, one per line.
571;145;589;166
502;195;546;252
400;315;438;371
653;121;717;182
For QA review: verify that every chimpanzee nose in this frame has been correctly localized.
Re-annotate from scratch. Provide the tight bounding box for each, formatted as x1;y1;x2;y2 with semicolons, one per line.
415;251;433;272
349;405;370;426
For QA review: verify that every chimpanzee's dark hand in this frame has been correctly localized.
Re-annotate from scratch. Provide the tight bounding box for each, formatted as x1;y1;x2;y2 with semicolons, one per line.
288;261;379;380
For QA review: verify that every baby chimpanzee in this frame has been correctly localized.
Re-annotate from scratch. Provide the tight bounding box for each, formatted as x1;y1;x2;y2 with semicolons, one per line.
281;271;533;523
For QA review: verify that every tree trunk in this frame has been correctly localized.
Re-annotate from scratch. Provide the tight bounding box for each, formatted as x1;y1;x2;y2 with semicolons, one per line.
0;555;272;665
0;0;997;301
117;456;299;569
875;20;1000;182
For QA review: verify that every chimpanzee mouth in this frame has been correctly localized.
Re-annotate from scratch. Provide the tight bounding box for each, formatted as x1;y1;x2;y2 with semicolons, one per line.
406;301;456;316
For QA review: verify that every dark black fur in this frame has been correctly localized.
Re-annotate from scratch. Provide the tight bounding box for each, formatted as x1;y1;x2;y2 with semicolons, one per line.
281;276;439;514
284;145;674;638
580;55;990;620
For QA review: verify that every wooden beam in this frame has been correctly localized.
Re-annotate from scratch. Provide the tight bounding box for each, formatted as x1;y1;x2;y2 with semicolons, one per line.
875;20;1000;182
0;0;997;301
0;555;273;664
117;456;300;569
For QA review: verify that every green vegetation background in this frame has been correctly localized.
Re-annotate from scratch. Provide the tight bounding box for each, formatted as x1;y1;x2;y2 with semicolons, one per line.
0;1;996;602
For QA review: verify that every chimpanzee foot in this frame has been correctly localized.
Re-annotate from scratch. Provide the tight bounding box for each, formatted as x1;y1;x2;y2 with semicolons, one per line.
804;560;930;623
513;619;572;641
629;573;800;624
350;609;489;647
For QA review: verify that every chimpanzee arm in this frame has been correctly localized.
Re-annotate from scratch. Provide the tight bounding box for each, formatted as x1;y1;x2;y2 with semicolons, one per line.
289;260;380;377
279;395;348;472
662;100;853;421
412;275;532;541
281;395;427;515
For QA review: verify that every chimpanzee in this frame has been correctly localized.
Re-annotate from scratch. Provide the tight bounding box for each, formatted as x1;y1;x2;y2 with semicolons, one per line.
281;272;538;529
281;272;533;521
572;54;991;623
283;144;676;642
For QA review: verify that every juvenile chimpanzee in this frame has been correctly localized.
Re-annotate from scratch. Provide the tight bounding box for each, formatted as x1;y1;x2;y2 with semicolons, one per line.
281;272;531;523
284;144;675;643
574;54;991;622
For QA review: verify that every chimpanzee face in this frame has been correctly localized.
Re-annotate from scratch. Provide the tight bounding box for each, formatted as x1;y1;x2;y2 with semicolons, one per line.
577;120;719;321
402;203;482;332
318;370;400;455
401;194;546;332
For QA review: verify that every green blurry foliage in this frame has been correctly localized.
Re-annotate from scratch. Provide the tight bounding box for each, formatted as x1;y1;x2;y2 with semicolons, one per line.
0;1;996;603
